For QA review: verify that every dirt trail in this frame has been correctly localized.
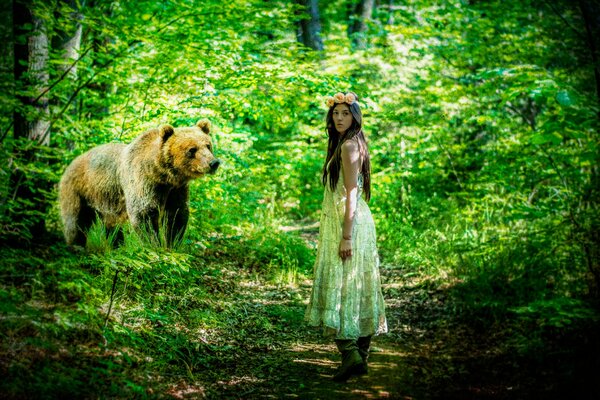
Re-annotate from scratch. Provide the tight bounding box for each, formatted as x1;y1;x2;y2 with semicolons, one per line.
182;265;442;399
283;339;408;399
2;240;596;399
184;261;596;400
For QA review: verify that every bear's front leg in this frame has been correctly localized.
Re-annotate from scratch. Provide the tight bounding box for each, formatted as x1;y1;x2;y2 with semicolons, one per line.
130;207;161;244
124;178;164;244
165;186;190;247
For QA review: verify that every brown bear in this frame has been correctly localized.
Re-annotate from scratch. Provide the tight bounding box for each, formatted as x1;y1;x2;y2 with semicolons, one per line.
58;119;220;247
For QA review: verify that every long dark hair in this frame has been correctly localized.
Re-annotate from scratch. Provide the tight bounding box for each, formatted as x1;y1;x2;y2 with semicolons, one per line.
321;93;372;202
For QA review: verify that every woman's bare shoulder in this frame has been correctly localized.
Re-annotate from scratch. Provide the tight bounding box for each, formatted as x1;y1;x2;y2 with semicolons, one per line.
340;139;361;168
341;138;359;154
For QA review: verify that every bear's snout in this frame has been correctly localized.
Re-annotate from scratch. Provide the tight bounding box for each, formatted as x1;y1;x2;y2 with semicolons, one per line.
209;159;220;173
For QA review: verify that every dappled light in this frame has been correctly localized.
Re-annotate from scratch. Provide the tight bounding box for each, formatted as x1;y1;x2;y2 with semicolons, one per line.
1;0;600;398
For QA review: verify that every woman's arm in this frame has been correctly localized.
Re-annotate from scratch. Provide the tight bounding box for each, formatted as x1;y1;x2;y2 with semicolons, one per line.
339;139;360;260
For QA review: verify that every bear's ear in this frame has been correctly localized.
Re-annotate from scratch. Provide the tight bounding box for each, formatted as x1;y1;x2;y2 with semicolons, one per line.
196;119;211;134
160;124;175;142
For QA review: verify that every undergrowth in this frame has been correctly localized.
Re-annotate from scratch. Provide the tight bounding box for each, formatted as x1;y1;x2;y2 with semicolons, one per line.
1;204;598;398
0;221;312;398
1;219;598;398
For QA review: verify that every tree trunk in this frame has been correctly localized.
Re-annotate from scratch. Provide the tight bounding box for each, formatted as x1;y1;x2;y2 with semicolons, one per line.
578;0;600;298
295;0;323;51
86;0;114;118
53;0;85;128
348;0;375;49
579;0;600;111
9;0;51;241
14;0;50;145
55;0;85;79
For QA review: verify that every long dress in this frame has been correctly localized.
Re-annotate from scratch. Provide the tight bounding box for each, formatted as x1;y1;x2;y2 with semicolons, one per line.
305;164;388;340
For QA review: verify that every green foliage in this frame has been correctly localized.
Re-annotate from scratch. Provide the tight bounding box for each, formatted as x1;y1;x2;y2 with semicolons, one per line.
0;223;312;396
512;297;600;330
1;0;600;396
359;0;599;319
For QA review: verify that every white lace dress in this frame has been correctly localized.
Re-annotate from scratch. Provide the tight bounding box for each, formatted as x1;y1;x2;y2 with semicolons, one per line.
305;166;388;339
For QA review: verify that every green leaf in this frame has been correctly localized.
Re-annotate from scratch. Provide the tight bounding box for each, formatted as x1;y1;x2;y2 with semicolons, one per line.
556;90;573;106
530;132;562;145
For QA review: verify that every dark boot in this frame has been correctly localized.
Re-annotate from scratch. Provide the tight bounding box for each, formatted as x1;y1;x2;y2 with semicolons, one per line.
356;336;372;375
333;339;364;382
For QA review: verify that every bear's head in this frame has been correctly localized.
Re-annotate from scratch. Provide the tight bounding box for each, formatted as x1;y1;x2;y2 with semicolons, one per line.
160;119;220;181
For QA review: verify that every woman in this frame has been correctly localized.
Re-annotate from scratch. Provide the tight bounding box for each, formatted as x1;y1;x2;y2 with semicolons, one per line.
305;91;387;382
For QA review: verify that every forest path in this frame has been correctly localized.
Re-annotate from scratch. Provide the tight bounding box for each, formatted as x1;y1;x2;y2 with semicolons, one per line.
178;264;416;399
175;261;524;400
1;240;593;399
174;253;593;400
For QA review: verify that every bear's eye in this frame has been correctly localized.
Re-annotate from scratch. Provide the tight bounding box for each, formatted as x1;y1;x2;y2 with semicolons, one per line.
206;144;212;152
187;147;198;158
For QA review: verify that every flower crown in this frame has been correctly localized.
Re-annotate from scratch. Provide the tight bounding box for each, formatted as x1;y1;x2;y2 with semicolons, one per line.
326;92;358;108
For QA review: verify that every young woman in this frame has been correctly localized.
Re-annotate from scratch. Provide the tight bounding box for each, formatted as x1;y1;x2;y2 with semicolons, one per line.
305;91;387;382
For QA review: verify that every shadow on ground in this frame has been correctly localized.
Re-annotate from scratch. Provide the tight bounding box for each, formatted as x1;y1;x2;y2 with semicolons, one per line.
184;264;600;400
2;242;599;400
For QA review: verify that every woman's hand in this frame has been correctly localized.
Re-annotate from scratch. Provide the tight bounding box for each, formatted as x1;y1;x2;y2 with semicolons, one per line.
339;238;352;261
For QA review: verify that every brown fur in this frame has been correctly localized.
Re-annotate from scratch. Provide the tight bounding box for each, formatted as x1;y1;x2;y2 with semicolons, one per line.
58;119;219;247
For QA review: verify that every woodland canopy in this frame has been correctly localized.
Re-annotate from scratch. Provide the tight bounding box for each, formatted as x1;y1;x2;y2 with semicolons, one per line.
1;0;599;398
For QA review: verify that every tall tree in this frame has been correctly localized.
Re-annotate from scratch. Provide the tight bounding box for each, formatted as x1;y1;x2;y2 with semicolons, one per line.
86;0;114;119
54;0;85;80
13;0;50;145
296;0;324;51
348;0;375;49
9;0;51;240
577;0;600;295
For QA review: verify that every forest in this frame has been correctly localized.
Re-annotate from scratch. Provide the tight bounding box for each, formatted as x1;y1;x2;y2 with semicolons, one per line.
1;0;599;398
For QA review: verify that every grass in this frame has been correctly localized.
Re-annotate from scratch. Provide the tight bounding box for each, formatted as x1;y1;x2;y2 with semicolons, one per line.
1;213;598;398
0;220;316;398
